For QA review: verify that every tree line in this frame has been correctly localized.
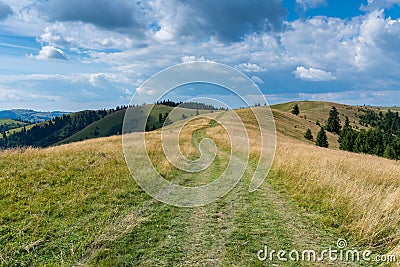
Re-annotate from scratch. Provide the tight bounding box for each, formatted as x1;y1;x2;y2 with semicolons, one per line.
156;100;221;110
339;109;400;159
0;110;111;148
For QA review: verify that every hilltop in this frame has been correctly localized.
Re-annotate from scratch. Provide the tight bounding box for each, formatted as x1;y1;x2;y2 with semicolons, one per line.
270;101;373;148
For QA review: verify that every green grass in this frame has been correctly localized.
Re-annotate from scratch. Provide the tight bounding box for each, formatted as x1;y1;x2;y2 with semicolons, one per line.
0;119;27;127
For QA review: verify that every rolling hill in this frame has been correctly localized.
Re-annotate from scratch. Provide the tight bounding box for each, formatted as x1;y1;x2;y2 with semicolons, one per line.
57;105;212;145
2;103;216;149
63;100;382;150
0;101;399;266
0;119;28;133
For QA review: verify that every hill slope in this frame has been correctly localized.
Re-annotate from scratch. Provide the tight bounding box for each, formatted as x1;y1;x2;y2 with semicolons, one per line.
58;105;214;145
0;119;28;134
272;101;367;129
271;101;379;148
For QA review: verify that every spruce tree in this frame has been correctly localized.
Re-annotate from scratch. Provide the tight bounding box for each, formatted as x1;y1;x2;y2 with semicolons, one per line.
316;127;329;147
304;128;313;140
338;116;355;151
383;145;396;159
291;104;300;115
326;106;341;134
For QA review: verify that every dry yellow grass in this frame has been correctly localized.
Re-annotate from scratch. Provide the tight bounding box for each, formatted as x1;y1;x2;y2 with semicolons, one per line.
208;107;400;256
144;107;400;253
273;133;400;251
144;115;232;182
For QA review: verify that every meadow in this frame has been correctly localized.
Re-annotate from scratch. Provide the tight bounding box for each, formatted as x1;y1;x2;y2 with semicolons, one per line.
0;104;399;266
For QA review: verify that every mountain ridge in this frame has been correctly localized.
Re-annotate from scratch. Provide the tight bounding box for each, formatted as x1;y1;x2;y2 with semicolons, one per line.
0;109;71;123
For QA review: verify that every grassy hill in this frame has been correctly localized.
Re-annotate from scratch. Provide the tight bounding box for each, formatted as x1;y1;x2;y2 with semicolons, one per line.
5;110;93;136
58;105;214;145
0;102;399;266
271;101;378;148
271;101;368;129
57;109;128;145
0;119;28;135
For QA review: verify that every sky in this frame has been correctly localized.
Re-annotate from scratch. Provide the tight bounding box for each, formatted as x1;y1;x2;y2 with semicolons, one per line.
0;0;400;111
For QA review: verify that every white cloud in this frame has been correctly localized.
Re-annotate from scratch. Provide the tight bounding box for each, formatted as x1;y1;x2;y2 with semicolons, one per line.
235;63;266;73
293;66;336;81
181;55;206;63
1;0;400;109
39;21;138;50
361;0;400;11
32;45;67;60
296;0;327;10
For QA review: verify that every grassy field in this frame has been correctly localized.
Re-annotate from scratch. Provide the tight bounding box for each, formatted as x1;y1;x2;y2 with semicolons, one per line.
0;103;399;266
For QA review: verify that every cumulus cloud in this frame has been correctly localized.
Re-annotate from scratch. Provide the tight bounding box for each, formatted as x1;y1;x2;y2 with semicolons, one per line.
235;63;266;73
38;0;148;37
3;0;400;108
296;0;327;10
360;0;400;11
0;0;13;20
39;22;137;50
359;10;400;60
293;66;336;81
32;45;67;60
150;0;287;42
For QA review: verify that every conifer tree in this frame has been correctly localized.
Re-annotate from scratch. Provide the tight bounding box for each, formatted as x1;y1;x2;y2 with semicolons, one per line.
291;104;300;115
316;127;329;147
326;106;341;134
304;128;313;140
383;145;396;159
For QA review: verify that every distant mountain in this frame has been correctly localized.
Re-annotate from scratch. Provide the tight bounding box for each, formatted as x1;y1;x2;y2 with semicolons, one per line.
0;109;70;123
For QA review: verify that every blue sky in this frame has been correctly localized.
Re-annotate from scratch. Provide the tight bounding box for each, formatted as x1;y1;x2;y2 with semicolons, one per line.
0;0;400;111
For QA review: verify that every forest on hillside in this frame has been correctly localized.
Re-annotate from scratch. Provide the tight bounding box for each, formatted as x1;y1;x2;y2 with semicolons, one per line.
0;101;218;149
0;110;111;148
338;108;400;159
